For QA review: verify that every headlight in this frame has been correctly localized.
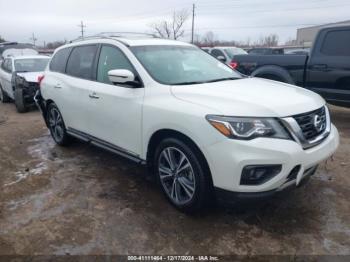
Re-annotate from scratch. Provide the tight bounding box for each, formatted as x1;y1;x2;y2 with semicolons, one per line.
206;115;291;140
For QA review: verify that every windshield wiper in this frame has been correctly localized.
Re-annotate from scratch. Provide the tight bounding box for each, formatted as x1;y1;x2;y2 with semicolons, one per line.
172;81;205;86
205;77;238;83
172;77;238;86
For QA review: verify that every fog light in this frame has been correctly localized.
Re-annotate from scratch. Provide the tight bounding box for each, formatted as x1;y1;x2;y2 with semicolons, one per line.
240;165;282;185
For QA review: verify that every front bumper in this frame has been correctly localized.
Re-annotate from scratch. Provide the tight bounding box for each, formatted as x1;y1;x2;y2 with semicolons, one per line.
203;124;339;194
215;165;318;205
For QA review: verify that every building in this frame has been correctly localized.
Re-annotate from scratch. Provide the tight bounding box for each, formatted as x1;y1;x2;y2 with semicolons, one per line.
296;20;350;47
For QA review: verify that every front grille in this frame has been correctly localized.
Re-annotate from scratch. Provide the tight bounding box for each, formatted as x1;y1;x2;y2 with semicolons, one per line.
293;107;327;141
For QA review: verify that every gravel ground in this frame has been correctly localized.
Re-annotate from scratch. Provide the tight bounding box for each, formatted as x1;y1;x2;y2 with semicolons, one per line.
0;102;349;256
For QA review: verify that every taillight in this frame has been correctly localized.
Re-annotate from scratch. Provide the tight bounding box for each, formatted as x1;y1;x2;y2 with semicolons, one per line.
229;61;238;69
38;75;45;87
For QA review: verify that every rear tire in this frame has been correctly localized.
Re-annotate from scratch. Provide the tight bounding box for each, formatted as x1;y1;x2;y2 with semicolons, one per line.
0;85;11;103
47;103;71;146
14;88;28;113
154;137;212;213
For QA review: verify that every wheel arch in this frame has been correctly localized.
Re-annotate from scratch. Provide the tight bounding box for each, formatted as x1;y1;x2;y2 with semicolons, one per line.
146;128;214;186
252;65;295;84
41;99;55;127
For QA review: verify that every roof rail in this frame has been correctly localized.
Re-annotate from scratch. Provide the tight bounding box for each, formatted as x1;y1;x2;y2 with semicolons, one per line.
70;32;158;43
98;32;158;38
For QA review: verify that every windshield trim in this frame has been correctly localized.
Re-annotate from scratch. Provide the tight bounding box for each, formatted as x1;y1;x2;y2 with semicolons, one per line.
129;45;241;86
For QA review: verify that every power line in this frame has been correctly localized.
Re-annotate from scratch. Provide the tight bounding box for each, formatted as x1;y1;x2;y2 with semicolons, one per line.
197;2;350;14
78;21;86;38
183;23;318;32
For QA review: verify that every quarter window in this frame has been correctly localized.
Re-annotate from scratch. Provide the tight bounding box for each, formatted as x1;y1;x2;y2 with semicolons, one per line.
50;47;72;73
211;49;225;59
97;45;135;84
321;30;350;56
66;45;97;79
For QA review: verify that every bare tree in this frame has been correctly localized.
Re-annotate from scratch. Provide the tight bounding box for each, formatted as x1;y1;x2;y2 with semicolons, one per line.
46;41;66;49
254;34;279;47
201;31;217;46
284;37;297;46
150;9;189;40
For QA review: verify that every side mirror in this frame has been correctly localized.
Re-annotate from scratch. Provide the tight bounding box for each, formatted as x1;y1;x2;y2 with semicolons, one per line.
217;56;227;63
108;69;141;87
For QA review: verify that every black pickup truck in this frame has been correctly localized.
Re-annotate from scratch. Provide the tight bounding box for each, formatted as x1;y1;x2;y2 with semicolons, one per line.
233;26;350;107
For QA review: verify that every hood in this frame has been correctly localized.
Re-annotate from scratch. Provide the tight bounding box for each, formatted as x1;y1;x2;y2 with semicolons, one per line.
171;77;325;117
17;72;44;83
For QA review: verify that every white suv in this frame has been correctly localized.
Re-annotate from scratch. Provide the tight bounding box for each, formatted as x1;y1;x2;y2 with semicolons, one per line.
36;36;339;212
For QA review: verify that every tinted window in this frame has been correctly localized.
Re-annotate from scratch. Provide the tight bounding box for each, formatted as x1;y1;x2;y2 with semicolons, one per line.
97;45;134;84
249;49;268;55
321;30;350;56
66;45;97;79
50;47;72;73
211;49;225;58
272;49;284;54
224;48;247;59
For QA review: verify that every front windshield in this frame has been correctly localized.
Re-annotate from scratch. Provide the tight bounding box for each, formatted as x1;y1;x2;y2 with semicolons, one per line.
224;48;248;59
130;45;241;85
14;58;49;72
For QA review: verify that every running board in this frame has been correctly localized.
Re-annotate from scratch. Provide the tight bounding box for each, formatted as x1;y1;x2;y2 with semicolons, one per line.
67;128;146;165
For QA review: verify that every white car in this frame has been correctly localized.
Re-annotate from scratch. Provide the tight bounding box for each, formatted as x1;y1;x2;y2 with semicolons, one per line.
209;46;248;68
35;36;339;212
0;55;50;112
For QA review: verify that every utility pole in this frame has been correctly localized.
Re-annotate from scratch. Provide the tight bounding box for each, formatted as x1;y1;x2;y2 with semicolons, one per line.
191;3;195;44
30;33;37;46
78;21;86;39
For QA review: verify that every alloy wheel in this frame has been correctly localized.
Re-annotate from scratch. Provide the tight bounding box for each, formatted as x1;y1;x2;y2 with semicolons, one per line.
48;107;64;142
158;147;196;205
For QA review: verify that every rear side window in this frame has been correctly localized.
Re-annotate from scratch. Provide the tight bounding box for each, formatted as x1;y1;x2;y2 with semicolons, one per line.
272;49;284;54
321;30;350;56
211;49;225;58
50;48;71;73
66;45;97;80
97;45;135;84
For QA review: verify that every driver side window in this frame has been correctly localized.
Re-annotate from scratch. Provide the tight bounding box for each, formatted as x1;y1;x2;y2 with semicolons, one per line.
97;45;135;84
2;59;12;73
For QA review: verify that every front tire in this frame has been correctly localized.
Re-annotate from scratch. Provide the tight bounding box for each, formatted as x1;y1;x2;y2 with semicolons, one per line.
154;137;212;212
47;103;71;146
0;85;11;103
14;88;28;113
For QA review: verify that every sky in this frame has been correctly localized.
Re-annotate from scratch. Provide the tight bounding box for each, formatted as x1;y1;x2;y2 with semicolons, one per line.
0;0;349;45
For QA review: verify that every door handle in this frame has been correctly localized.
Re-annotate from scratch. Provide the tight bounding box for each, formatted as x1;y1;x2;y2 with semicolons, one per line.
54;84;62;89
89;92;100;99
